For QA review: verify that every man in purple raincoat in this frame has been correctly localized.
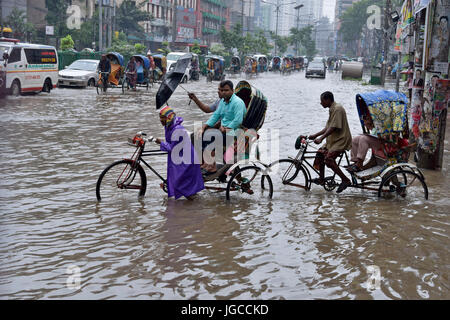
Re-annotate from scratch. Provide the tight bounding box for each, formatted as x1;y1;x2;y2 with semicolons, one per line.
155;106;204;200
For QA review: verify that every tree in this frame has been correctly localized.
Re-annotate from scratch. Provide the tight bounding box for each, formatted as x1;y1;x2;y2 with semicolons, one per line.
60;34;74;50
45;0;70;47
210;43;228;57
115;0;152;37
5;7;35;41
270;32;290;56
220;24;244;55
191;43;202;55
134;43;146;54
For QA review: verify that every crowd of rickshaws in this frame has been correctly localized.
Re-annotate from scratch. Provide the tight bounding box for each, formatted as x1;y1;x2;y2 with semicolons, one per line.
96;52;309;93
226;55;306;77
96;52;168;94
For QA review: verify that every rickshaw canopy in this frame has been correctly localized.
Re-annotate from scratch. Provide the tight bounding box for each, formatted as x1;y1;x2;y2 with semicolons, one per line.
356;90;409;136
132;54;150;69
106;52;124;66
235;80;268;131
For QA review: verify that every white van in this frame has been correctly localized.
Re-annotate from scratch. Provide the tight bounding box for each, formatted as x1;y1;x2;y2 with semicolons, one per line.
0;39;58;95
166;52;192;82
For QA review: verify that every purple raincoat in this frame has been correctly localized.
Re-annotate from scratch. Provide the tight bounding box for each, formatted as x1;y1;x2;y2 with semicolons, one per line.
160;117;205;199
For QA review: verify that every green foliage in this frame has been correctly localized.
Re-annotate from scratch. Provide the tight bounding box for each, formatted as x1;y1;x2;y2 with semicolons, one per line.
289;26;317;57
107;32;136;56
5;7;35;41
60;35;75;50
191;43;202;55
115;0;152;36
210;43;228;57
134;43;146;54
220;25;272;56
45;0;70;37
270;32;290;55
157;41;171;55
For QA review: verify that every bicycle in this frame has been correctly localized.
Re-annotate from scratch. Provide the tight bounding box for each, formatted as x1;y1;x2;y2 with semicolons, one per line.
96;132;273;202
263;137;428;200
96;71;110;94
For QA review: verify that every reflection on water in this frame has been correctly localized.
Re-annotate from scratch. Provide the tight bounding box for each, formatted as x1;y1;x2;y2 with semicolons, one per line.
0;72;449;299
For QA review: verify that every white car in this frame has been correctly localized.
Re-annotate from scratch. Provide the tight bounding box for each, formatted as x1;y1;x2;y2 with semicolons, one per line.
58;59;99;87
166;52;192;82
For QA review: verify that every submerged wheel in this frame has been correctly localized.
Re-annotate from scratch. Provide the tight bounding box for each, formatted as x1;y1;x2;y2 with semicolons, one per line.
11;80;21;96
96;80;101;95
122;78;129;93
263;159;310;192
226;166;273;201
96;159;147;202
378;169;428;200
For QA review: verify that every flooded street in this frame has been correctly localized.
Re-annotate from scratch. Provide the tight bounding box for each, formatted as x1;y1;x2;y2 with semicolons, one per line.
0;71;449;299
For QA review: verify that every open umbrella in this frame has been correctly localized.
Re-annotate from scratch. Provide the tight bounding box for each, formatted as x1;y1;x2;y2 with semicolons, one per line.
155;53;192;109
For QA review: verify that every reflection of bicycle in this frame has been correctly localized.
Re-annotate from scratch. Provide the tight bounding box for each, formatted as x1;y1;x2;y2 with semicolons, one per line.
96;71;110;94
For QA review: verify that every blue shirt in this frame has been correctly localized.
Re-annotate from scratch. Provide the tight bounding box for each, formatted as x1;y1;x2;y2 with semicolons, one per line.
206;94;246;131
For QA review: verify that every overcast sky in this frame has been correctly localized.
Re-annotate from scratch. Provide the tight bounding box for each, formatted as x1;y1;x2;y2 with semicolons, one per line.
323;0;336;21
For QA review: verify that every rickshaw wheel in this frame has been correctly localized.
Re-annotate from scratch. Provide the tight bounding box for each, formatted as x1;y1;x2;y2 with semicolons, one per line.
122;78;129;93
226;166;273;201
96;159;147;202
262;159;309;192
378;169;428;200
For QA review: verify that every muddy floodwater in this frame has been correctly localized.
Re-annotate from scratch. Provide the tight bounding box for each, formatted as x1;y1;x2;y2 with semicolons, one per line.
0;71;449;299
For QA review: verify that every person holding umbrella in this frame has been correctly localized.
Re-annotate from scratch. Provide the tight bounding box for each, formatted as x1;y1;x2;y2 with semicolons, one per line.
154;106;205;200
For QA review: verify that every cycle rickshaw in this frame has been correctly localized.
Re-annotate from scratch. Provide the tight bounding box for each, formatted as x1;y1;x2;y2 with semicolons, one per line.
244;56;257;78
152;54;167;82
281;57;293;75
265;90;428;200
205;55;225;82
96;52;124;94
96;80;272;202
254;55;268;73
122;55;151;93
229;56;241;75
270;56;281;72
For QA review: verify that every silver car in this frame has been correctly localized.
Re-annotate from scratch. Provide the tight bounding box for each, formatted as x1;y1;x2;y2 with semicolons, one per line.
58;59;99;87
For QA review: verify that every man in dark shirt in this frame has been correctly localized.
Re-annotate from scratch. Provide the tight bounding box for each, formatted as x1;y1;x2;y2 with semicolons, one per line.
97;55;111;89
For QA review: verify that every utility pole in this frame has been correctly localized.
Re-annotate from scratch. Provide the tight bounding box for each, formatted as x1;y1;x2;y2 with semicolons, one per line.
294;4;304;56
172;0;177;48
242;0;245;35
381;0;391;87
262;0;295;56
99;0;103;51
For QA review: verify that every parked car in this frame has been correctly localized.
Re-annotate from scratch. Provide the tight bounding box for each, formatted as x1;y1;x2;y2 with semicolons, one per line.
58;59;99;87
305;61;326;78
166;52;194;82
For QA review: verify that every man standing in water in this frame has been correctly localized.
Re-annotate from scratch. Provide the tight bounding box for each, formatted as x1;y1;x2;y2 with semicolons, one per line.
307;91;353;193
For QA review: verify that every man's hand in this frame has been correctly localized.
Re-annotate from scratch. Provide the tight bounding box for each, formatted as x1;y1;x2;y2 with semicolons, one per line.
314;137;323;145
219;126;230;134
155;138;162;145
188;92;197;101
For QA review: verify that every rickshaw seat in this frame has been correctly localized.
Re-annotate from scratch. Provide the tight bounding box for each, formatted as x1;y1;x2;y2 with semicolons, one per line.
137;65;144;82
108;63;120;86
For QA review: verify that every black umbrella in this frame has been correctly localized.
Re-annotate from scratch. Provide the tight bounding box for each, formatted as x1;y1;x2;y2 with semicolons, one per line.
155;53;192;109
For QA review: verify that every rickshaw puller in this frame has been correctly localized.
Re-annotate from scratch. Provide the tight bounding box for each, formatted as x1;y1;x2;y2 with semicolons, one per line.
307;91;353;193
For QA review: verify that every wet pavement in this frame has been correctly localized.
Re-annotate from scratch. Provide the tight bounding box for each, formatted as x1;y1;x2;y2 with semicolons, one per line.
0;70;449;299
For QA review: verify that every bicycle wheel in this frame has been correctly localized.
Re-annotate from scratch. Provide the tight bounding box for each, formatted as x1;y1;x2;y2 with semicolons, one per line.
226;166;273;201
96;80;101;95
122;78;129;93
263;159;310;192
96;159;147;202
378;169;428;200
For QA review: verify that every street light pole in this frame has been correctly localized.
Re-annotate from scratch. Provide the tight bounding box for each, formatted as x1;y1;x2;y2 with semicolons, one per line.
262;0;295;56
294;4;304;56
